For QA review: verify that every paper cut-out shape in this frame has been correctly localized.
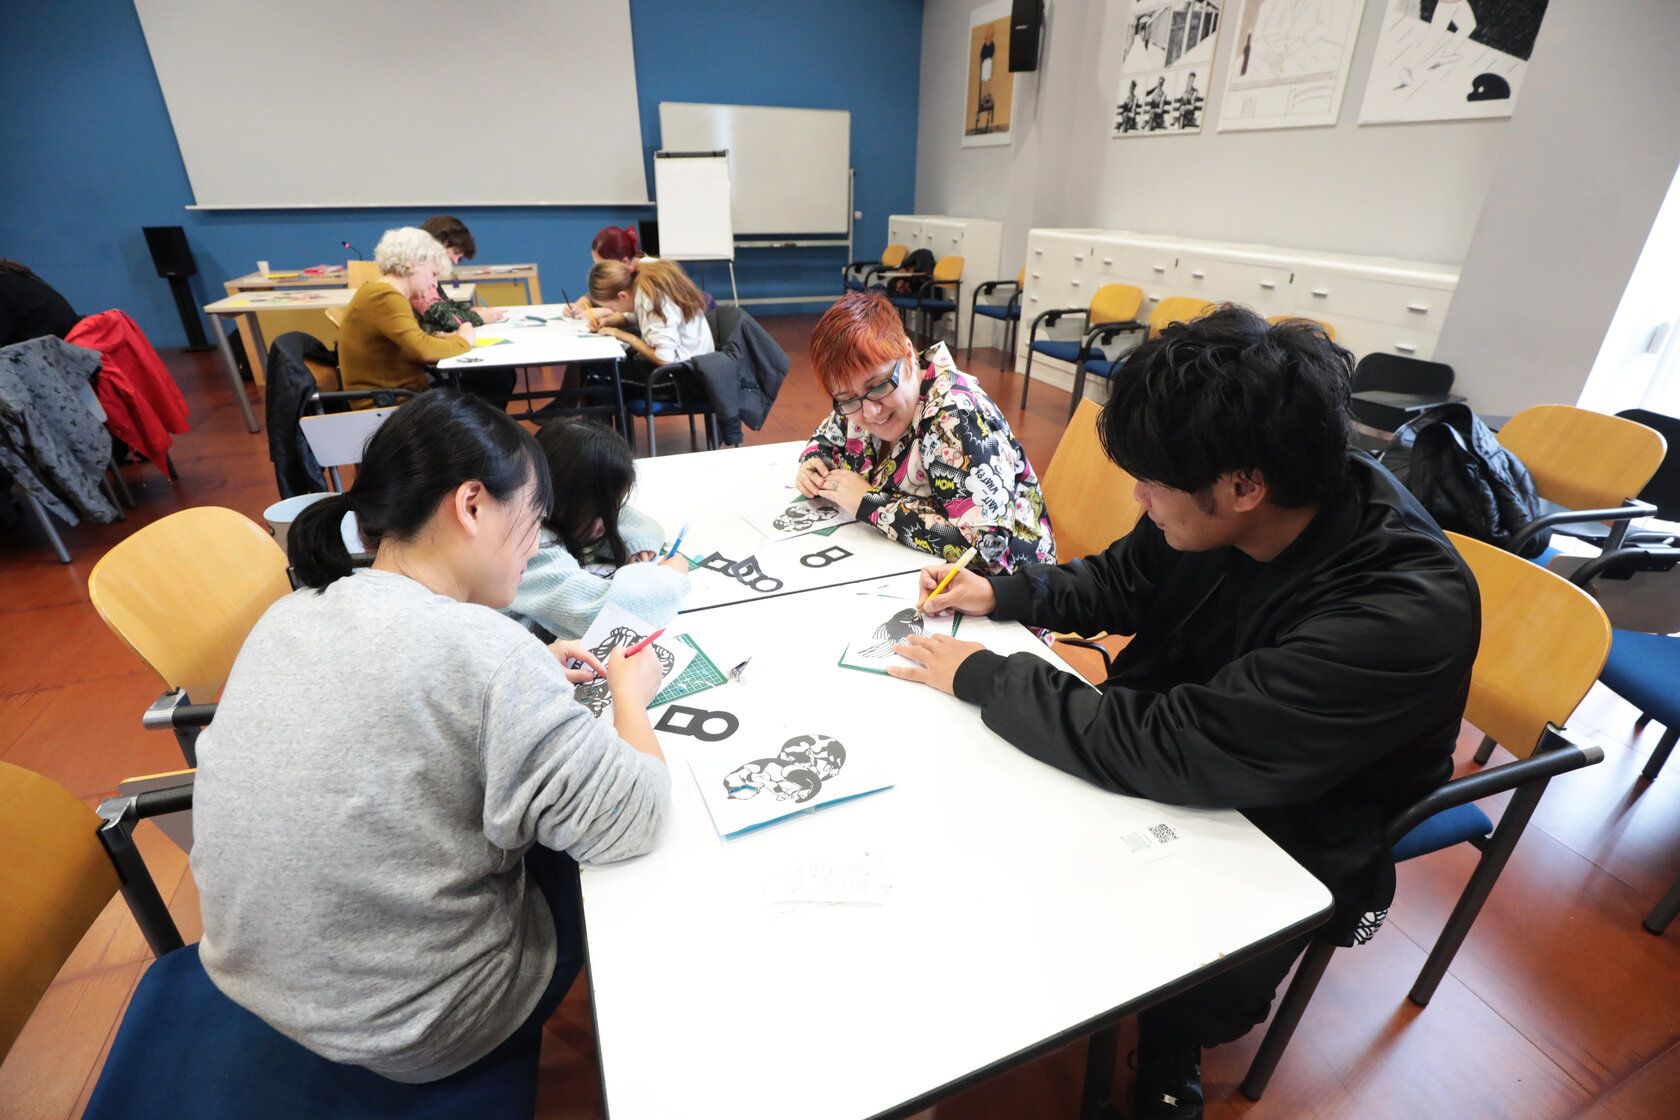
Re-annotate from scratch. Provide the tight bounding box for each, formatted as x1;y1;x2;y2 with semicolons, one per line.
698;551;784;594
723;734;848;804
800;544;854;569
654;705;740;742
854;607;923;659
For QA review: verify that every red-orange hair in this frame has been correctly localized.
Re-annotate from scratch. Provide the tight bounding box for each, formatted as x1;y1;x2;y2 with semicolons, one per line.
809;292;911;397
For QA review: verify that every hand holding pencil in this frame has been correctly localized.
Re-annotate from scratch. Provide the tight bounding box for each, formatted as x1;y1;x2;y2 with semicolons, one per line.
916;546;993;618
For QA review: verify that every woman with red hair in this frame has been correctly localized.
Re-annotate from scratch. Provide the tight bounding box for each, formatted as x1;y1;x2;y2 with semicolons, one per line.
795;292;1055;574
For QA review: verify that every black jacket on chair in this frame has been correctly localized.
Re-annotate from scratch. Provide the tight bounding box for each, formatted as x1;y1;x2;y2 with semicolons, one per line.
1383;402;1550;558
264;332;333;498
688;308;789;446
950;454;1479;943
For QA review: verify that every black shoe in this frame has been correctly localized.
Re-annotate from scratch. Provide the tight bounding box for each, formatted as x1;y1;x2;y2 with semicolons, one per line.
1131;1028;1204;1120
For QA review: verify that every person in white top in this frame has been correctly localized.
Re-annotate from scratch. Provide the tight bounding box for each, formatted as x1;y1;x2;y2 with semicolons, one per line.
585;257;716;367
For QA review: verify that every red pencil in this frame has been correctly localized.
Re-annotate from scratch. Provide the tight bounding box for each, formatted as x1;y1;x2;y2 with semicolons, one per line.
622;628;666;658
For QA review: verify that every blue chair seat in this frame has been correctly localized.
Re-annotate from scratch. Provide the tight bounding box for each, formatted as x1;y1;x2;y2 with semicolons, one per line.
625;399;678;416
1599;629;1680;721
1080;356;1123;380
1029;339;1085;363
887;294;920;310
85;945;540;1120
844;277;865;292
1391;803;1495;862
920;298;956;313
975;303;1020;321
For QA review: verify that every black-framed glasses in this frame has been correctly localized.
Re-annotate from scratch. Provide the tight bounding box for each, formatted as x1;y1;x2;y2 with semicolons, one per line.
833;359;902;415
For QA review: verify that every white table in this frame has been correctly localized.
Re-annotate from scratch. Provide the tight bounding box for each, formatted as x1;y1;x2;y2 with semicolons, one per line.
632;442;930;610
581;579;1334;1119
203;288;361;433
435;303;629;426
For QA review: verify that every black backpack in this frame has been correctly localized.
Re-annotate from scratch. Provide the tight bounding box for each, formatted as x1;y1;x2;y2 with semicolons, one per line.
1384;402;1552;558
888;248;937;296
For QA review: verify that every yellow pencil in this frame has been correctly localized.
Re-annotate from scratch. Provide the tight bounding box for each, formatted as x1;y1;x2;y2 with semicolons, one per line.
918;545;978;618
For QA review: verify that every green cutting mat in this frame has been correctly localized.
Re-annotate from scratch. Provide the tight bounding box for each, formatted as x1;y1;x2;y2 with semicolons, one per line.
651;634;728;706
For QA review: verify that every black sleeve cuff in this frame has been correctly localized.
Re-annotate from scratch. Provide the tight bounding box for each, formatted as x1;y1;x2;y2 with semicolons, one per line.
987;573;1034;623
952;649;1006;705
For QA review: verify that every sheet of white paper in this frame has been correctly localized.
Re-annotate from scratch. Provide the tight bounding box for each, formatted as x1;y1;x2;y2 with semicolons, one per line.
839;595;960;673
744;495;856;542
571;604;696;719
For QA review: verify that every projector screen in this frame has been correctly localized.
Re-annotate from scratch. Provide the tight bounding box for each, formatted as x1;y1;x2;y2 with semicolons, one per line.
133;0;649;209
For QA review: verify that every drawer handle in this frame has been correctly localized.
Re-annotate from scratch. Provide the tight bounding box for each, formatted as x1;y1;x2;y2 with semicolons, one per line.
951;236;960;242
1102;257;1114;265
1406;303;1430;314
1031;271;1042;279
1260;280;1276;290
1152;265;1167;273
1191;270;1206;279
1395;343;1418;354
1073;253;1086;261
1310;288;1329;298
1070;279;1082;287
1034;248;1044;255
1029;295;1040;302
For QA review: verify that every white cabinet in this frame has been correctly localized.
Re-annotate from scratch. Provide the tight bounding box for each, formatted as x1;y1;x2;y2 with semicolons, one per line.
1018;227;1460;392
885;214;1004;351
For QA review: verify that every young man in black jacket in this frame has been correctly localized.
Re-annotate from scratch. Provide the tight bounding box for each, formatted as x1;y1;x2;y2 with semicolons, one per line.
891;305;1479;1120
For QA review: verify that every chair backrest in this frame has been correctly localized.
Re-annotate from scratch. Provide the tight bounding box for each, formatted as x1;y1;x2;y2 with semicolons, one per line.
1496;404;1667;513
300;405;402;471
932;255;965;287
1040;399;1144;560
1267;314;1337;342
1616;408;1680;520
345;260;381;288
1017;265;1026;287
1148;296;1216;339
1091;283;1145;327
1446;531;1611;757
1350;352;1453;396
0;761;121;1064
881;244;908;269
88;507;292;703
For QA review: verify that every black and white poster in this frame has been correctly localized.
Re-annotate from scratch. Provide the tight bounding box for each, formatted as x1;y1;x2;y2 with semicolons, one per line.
1113;0;1224;138
1359;0;1551;124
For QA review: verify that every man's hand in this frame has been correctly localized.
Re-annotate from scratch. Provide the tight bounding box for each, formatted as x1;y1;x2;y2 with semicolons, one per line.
816;468;869;515
795;457;831;499
548;640;607;684
916;564;996;617
887;634;986;695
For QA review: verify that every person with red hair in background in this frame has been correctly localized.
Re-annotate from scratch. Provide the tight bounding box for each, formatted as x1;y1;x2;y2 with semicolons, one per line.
562;226;650;319
794;292;1055;574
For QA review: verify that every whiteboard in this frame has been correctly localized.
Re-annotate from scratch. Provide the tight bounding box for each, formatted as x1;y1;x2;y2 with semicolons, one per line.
132;0;649;208
658;103;851;235
654;154;735;261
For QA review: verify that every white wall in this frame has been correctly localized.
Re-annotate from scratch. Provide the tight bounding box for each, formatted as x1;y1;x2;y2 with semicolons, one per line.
1434;1;1680;417
915;0;1510;270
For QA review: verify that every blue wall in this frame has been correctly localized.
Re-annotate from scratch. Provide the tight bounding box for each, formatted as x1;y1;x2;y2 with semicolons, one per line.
0;0;923;347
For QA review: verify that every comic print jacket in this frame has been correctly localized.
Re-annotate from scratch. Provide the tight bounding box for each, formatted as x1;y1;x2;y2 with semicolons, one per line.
799;342;1055;575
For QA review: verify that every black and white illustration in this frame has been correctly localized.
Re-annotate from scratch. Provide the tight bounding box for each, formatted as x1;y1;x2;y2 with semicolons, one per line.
690;722;892;839
838;583;962;674
1217;0;1366;131
747;495;857;542
1113;1;1223;137
1358;0;1550;124
570;605;696;719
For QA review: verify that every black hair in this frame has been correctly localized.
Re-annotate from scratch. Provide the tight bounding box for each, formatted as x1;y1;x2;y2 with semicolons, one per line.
288;391;552;589
1099;304;1352;509
534;417;637;568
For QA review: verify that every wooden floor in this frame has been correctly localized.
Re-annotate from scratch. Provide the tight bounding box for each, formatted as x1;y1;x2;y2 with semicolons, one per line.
1;317;1676;1119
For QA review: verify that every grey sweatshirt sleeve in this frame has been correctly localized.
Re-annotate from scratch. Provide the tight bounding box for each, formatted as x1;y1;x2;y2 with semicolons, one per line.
477;639;672;864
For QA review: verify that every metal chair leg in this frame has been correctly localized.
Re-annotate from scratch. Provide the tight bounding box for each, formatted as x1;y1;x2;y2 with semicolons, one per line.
19;487;71;564
1020;348;1037;409
1641;725;1677;781
1241;938;1336;1100
1472;734;1498;764
966;303;978;365
1410;778;1549;1006
1078;1022;1123;1120
1645;868;1680;934
107;455;136;508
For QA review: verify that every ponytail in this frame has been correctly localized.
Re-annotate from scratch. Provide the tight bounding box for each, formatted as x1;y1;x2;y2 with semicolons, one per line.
591;224;641;264
290;391;552;591
288;493;358;589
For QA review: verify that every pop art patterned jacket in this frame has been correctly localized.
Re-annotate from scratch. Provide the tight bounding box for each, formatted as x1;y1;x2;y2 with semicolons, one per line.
799;343;1055;574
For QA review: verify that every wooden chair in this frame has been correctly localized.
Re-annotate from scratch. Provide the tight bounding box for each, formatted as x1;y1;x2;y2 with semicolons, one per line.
87;507;292;763
1267;314;1336;341
1147;296;1217;340
344;259;381;288
1238;531;1610;1100
1020;282;1146;410
1494;404;1667;555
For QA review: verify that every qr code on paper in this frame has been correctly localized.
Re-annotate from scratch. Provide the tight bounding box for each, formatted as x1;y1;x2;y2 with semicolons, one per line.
1120;821;1183;864
1149;823;1179;845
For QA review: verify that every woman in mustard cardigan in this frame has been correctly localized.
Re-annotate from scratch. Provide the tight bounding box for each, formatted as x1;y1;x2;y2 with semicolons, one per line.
338;228;474;393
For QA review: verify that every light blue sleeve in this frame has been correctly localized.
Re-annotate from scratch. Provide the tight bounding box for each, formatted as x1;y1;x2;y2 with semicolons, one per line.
508;540;691;641
618;505;667;556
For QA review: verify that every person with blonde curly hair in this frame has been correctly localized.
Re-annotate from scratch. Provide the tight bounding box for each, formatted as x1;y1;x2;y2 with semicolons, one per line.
338;227;475;393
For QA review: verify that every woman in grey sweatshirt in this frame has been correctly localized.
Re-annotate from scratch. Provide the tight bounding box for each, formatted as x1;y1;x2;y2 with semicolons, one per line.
191;392;672;1084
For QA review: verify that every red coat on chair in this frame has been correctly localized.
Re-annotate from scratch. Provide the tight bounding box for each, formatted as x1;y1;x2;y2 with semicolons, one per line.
66;310;190;472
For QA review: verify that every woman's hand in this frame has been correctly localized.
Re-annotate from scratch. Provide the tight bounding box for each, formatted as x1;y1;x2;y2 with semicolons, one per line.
886;634;987;695
815;468;869;515
660;554;689;573
456;321;477;344
795;457;831;499
548;640;608;684
478;307;506;323
628;550;657;564
605;646;664;710
916;563;996;617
